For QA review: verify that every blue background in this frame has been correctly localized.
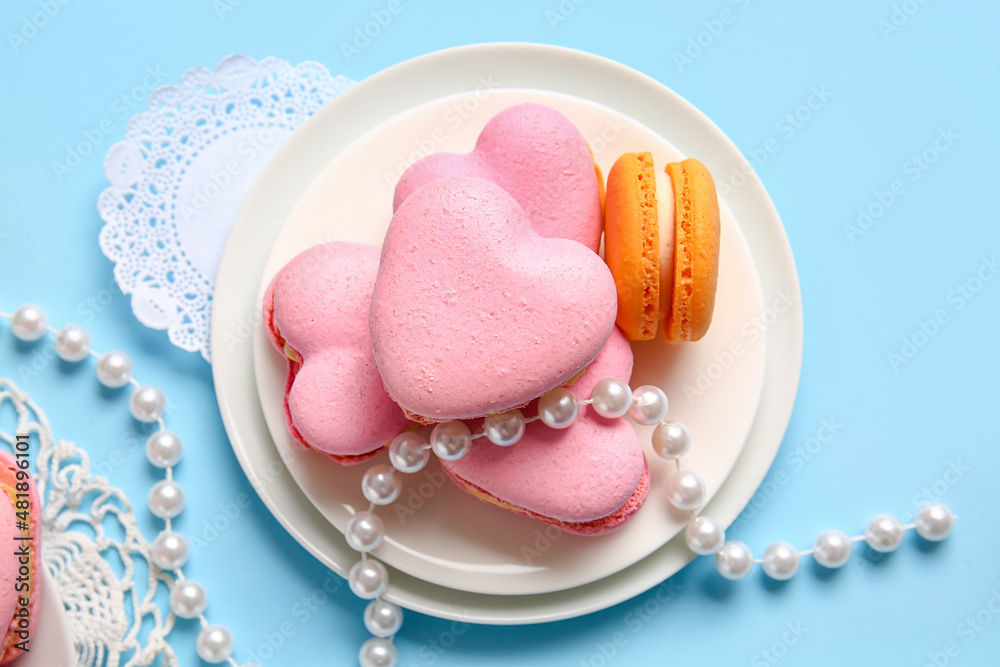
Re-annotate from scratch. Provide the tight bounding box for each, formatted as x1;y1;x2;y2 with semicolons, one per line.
2;0;998;665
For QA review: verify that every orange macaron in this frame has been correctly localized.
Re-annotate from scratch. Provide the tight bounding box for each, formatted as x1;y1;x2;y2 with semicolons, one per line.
604;153;721;343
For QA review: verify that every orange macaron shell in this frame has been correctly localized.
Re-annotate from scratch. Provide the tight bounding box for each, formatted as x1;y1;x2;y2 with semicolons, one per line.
664;158;721;343
604;152;660;340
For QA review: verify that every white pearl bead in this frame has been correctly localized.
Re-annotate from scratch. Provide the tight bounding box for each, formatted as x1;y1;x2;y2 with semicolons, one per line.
537;387;579;429
54;324;91;362
10;304;48;342
762;541;801;580
359;636;397;667
146;430;183;468
483;409;526;446
865;514;905;553
149;480;186;519
346;511;385;552
96;350;133;388
812;530;852;568
364;599;403;638
715;541;754;580
196;624;235;663
685;516;725;555
915;503;954;542
388;431;430;473
665;470;705;510
169;579;208;619
590;378;633;419
130;384;166;422
151;530;190;570
651;420;691;459
628;385;669;425
362;465;402;505
430;421;472;461
349;559;388;599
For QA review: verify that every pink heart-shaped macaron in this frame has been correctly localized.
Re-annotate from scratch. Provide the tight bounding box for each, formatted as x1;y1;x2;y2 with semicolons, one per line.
265;242;411;464
370;175;618;422
393;103;604;252
0;451;41;662
442;327;649;535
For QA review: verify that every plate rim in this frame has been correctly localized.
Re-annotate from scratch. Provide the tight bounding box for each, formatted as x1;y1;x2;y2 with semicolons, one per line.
211;41;802;624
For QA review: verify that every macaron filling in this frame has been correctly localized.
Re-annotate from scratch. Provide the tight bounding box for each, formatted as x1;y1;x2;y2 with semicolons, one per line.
653;167;676;324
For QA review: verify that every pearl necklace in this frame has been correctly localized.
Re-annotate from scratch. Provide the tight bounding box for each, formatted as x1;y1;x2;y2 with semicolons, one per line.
3;303;956;667
4;304;249;665
348;372;956;666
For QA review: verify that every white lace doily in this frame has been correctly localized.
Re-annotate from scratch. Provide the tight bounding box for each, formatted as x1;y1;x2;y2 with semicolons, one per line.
0;378;178;666
98;55;354;362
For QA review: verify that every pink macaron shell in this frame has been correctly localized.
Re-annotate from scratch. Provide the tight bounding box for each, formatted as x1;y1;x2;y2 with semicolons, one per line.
562;324;634;397
371;175;617;421
443;328;647;526
0;451;40;664
267;243;411;459
443;461;649;536
0;493;18;650
271;244;375;352
393;103;603;252
286;347;407;456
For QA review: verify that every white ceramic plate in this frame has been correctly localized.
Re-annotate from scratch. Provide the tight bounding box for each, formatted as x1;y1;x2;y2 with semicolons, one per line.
212;43;802;623
254;88;765;596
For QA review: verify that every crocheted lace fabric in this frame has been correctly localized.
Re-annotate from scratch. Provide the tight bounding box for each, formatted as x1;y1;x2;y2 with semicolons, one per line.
0;378;178;666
